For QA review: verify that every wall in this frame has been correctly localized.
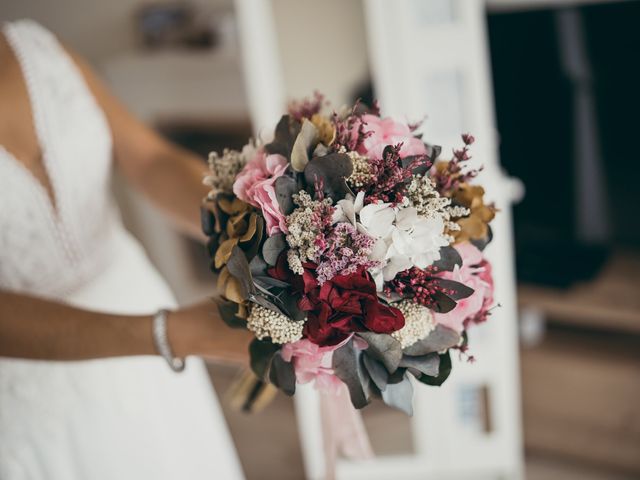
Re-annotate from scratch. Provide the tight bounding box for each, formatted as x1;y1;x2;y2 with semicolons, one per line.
272;0;370;106
1;0;232;64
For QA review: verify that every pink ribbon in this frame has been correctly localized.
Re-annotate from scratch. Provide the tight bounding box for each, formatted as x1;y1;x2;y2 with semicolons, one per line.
320;385;373;480
282;336;373;479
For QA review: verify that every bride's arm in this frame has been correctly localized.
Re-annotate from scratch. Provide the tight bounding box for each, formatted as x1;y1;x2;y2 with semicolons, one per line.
67;47;211;240
0;291;251;363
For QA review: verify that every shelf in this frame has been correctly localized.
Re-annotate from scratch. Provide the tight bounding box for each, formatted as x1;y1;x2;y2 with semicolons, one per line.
518;249;640;334
521;329;640;474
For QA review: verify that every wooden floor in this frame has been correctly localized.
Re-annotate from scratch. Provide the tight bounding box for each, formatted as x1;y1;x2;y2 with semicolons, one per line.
207;363;637;480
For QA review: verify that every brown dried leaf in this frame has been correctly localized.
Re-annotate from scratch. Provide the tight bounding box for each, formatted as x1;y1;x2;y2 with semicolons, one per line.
311;113;336;146
219;197;249;215
225;276;247;303
215;237;239;269
217;266;231;292
291;119;319;172
237;302;249;320
239;213;258;243
226;214;248;238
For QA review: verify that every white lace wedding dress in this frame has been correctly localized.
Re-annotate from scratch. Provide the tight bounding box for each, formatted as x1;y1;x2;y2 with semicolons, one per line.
0;20;244;480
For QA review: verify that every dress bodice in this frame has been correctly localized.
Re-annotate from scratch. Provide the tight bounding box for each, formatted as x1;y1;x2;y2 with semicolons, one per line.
0;20;120;298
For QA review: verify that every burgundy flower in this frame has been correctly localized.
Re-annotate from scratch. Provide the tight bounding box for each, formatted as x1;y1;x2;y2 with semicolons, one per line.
269;253;405;346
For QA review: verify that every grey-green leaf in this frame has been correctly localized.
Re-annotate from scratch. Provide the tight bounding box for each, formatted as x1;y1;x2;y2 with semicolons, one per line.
304;153;353;200
381;374;414;416
358;332;403;373
249;254;268;277
269;353;296;396
274;175;300;216
416;352;453;387
399;352;440;377
362;353;388;391
262;234;286;266
249;338;279;381
217;299;247;329
402;325;460;356
226;246;255;297
332;339;371;409
432;246;463;272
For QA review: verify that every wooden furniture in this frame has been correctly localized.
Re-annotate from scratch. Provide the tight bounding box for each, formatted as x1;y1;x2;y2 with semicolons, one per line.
518;249;640;474
519;250;640;335
521;327;640;473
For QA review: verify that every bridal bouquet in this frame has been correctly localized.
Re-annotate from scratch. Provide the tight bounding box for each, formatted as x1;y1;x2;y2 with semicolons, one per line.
201;94;496;415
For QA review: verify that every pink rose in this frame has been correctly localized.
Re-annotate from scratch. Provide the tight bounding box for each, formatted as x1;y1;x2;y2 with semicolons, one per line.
233;148;289;235
357;114;427;159
281;336;355;395
434;242;494;333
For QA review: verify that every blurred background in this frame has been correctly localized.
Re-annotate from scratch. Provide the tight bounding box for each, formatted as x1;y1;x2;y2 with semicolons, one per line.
2;0;639;479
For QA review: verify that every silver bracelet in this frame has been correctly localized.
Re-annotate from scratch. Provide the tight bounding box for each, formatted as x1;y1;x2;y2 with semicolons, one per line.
152;309;186;373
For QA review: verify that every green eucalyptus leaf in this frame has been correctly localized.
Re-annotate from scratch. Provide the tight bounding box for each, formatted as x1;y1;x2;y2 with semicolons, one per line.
303;153;353;201
432;246;463;272
217;299;247;329
358;332;403;374
254;276;290;290
249;294;286;317
416;352;452;387
402;325;460;356
249;338;279;381
274;289;306;321
274;175;299;216
399;352;440;377
427;144;442;163
265;115;301;158
262;234;286;266
269;353;296;396
226;246;255;298
362;353;388;391
201;204;217;236
381;374;414;416
249;254;268;277
241;215;264;262
332;339;371;409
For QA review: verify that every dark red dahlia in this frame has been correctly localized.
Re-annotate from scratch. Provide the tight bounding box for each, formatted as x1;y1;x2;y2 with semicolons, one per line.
269;253;405;346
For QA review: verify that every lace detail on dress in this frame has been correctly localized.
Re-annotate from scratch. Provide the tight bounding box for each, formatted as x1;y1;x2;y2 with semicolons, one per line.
0;20;119;298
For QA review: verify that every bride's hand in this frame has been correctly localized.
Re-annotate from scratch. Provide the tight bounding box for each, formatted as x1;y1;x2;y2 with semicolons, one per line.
169;301;253;365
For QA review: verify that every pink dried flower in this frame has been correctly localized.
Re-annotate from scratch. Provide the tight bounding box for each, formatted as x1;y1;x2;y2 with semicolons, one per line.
233;148;289;235
315;223;379;284
358;145;429;206
385;265;458;311
357;114;428;160
280;337;349;395
433;242;494;333
288;91;326;121
431;134;482;195
333;102;373;152
461;133;475;145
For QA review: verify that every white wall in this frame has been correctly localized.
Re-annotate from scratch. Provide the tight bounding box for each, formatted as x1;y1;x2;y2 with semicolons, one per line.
2;0;141;63
1;0;232;64
272;0;370;107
